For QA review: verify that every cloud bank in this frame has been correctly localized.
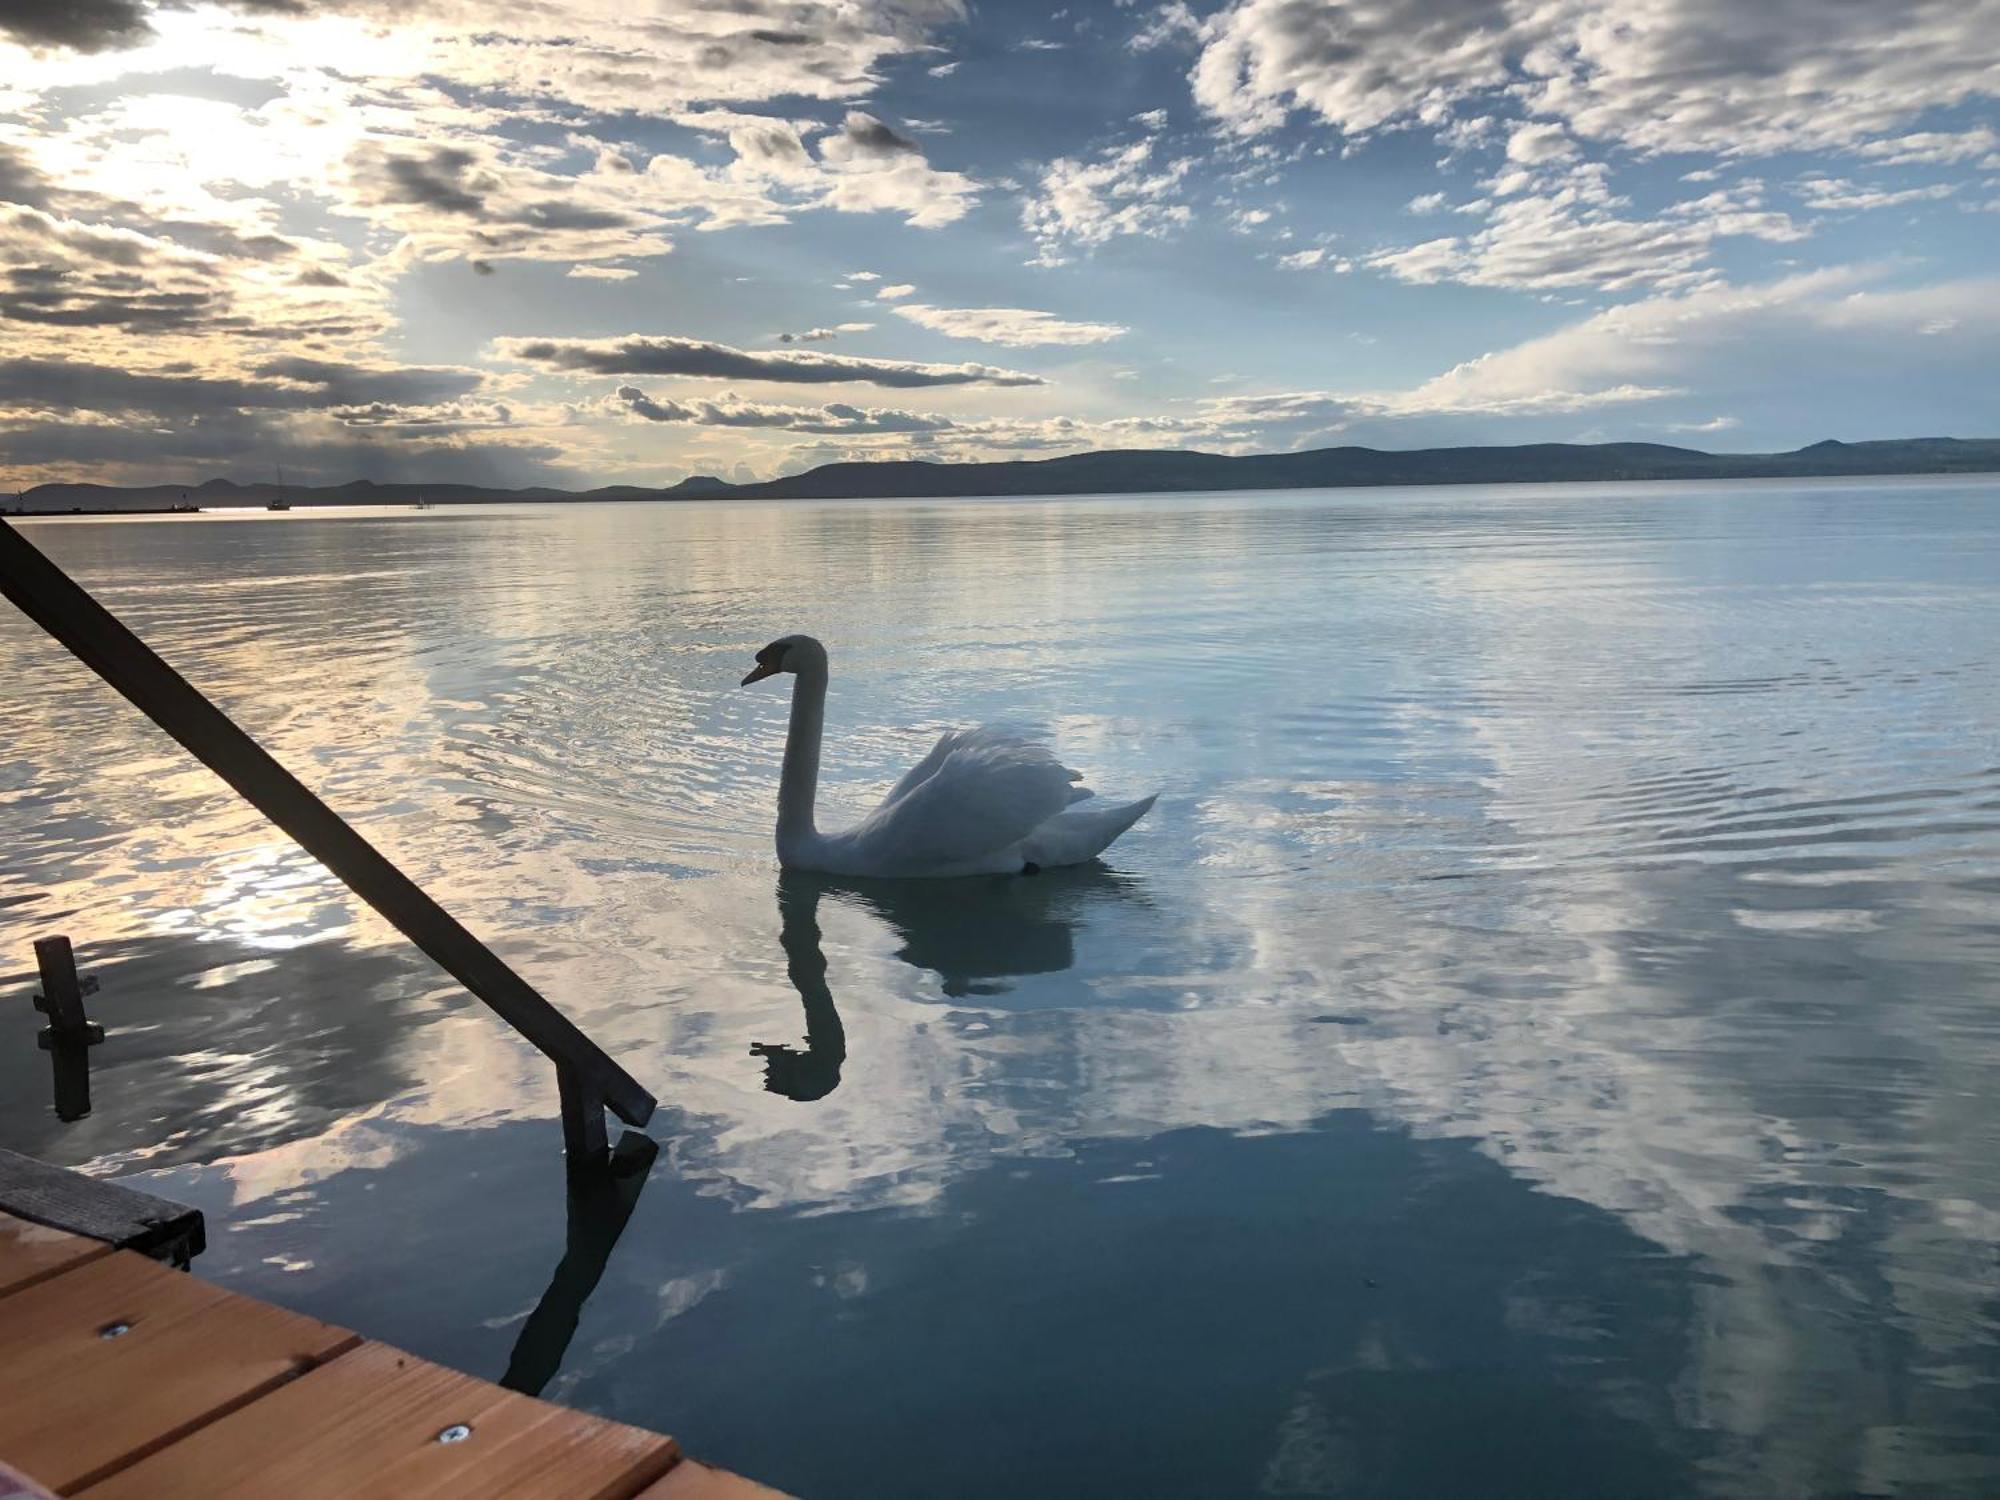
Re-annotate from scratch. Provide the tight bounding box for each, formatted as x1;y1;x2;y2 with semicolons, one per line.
495;334;1043;388
612;386;955;434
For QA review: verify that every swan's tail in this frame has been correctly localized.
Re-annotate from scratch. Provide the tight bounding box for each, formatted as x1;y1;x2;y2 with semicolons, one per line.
1021;793;1158;869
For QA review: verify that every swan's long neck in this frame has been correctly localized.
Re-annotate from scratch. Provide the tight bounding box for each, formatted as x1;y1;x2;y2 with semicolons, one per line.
777;655;827;851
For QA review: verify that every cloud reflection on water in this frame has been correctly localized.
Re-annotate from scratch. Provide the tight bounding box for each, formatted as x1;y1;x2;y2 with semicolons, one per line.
3;486;1999;1494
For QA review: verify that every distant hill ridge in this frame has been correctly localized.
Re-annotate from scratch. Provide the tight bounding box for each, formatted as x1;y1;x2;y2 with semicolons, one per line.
13;436;2000;512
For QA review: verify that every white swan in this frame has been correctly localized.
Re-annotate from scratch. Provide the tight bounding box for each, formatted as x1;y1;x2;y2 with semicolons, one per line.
741;634;1157;878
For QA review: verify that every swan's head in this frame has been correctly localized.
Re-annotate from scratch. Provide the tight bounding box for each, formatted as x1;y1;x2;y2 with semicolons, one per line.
740;634;824;686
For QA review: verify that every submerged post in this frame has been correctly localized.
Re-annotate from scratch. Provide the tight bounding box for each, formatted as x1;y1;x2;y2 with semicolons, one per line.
31;936;103;1050
31;936;102;1122
0;518;653;1155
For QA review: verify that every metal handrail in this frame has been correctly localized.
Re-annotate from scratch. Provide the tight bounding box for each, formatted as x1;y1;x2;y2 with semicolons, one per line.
0;517;654;1155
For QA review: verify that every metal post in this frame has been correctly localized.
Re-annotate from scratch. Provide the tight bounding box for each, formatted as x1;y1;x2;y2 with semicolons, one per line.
32;936;104;1049
557;1066;609;1164
31;936;102;1122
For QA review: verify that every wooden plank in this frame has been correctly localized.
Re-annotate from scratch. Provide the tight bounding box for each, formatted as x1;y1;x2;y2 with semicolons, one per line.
0;1148;204;1267
633;1460;792;1499
0;517;653;1130
0;1250;357;1494
0;1210;110;1299
81;1340;679;1500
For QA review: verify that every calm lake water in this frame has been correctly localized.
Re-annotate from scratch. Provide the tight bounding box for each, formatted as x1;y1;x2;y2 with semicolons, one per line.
4;479;1999;1497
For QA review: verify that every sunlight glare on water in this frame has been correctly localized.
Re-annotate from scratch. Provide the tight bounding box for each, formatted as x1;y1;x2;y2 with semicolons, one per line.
3;479;1999;1497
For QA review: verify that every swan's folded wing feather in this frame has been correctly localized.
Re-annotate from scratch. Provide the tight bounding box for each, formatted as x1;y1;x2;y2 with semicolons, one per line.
852;725;1083;870
1021;793;1157;867
877;728;966;809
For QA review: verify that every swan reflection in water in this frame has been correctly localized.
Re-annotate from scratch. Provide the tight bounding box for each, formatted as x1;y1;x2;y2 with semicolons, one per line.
504;866;1139;1391
753;864;1145;1102
751;872;848;1102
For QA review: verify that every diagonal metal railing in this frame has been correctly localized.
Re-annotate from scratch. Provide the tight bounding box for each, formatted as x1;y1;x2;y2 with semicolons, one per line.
0;517;654;1158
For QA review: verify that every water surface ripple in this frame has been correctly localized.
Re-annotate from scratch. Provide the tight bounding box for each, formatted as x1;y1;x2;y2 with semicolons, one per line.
3;479;1998;1498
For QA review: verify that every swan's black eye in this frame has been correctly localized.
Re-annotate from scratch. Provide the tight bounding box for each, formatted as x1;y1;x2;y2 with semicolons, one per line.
756;641;789;668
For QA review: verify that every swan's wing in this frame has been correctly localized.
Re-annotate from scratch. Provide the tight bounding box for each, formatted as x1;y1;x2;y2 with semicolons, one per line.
1021;794;1157;868
851;725;1084;870
878;729;964;809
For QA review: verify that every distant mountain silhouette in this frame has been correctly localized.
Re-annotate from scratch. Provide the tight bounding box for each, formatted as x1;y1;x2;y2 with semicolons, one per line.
12;436;1999;513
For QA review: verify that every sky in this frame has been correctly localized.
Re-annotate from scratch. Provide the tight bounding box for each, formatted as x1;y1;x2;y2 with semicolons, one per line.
1;0;1996;489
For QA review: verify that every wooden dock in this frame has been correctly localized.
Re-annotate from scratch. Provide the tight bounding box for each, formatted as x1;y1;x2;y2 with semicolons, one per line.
0;1207;782;1498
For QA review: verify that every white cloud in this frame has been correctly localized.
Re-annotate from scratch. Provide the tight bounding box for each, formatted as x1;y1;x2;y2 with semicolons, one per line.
1128;1;1201;53
315;0;965;120
1525;3;2000;158
339;138;683;265
1506;121;1576;164
1793;177;1960;212
9;0;1996;486
1370;172;1807;293
1395;267;2000;429
1199;381;1669;435
1851;127;2000;166
0;193;390;376
816;111;980;228
1274;246;1351;271
1194;0;1515;139
1021;137;1194;264
1062;267;2000;455
611;385;955;434
3;9;988;312
1190;0;2000;159
495;333;1043;388
893;303;1130;346
1368;237;1467;284
561;268;2000;464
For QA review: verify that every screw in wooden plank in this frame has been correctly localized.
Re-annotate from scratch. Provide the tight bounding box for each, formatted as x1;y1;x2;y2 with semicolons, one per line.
97;1322;131;1339
435;1424;473;1444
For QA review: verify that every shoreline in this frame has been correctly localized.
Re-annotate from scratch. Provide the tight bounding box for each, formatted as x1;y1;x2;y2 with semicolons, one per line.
4;506;207;518
6;464;2000;519
12;436;2000;516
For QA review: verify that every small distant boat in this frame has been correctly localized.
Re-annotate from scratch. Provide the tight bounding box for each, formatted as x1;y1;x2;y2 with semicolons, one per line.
267;463;292;511
413;492;431;510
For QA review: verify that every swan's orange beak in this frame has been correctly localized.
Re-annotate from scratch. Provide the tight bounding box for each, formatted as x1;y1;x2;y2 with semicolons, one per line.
741;662;780;686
